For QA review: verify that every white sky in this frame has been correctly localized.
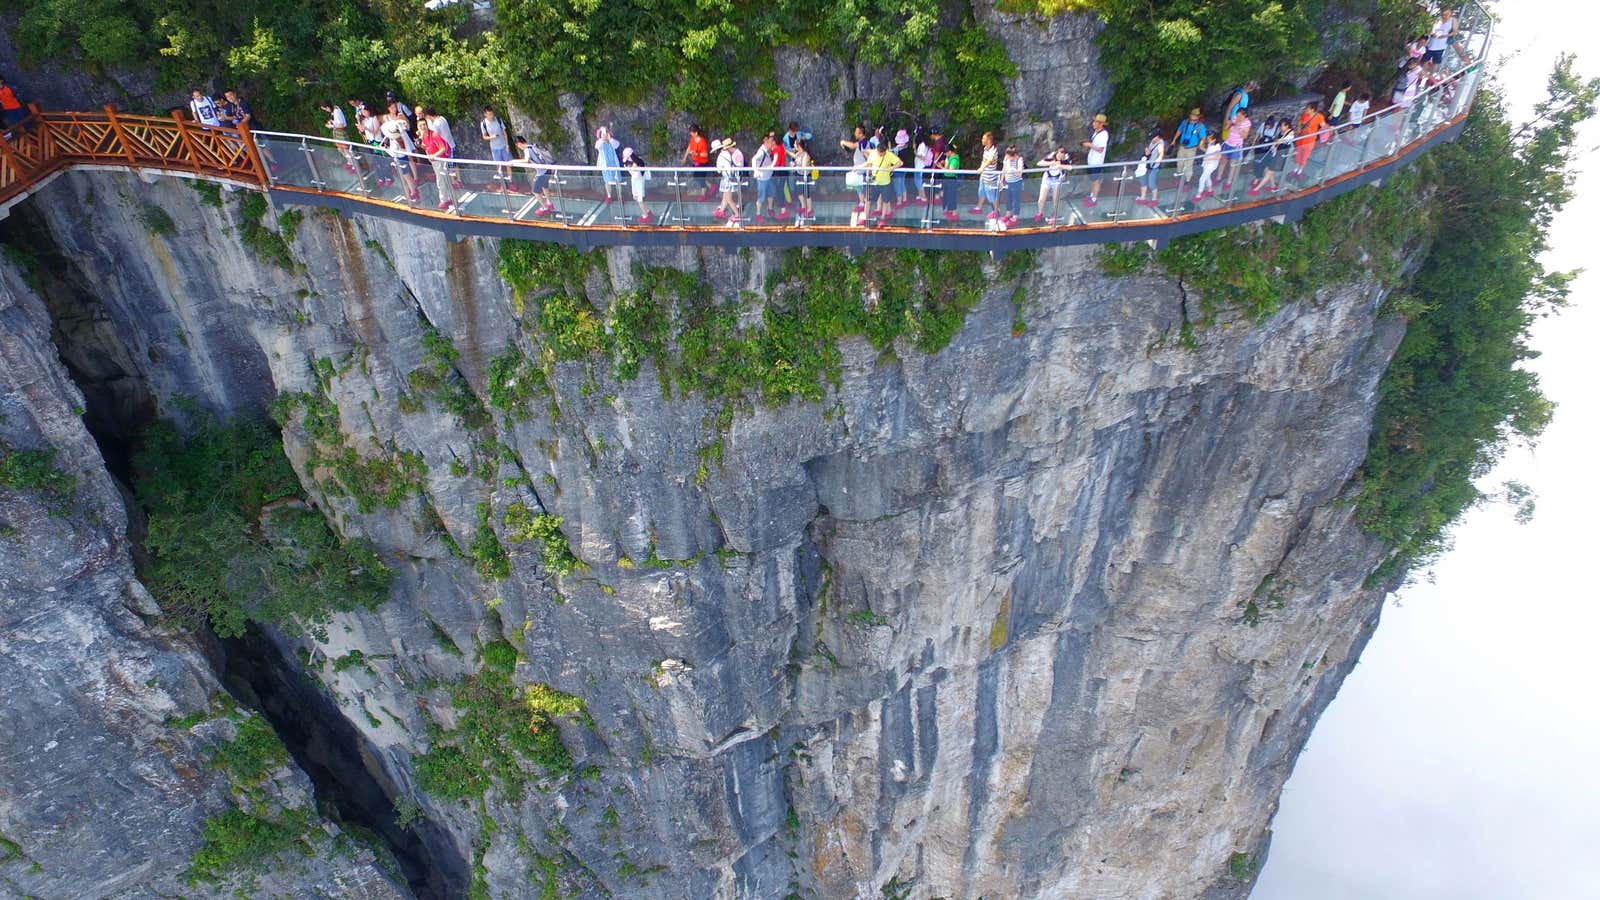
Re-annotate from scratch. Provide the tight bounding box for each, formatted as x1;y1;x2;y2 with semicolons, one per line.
1254;2;1600;898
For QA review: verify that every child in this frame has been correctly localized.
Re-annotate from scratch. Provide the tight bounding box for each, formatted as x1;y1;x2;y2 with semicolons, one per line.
1034;146;1068;223
1328;81;1352;126
1194;135;1221;201
595;126;623;202
514;135;556;216
1348;92;1371;128
1000;145;1024;225
622;147;653;223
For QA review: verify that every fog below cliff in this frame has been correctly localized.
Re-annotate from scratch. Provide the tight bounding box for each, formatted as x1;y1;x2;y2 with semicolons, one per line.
1258;2;1600;894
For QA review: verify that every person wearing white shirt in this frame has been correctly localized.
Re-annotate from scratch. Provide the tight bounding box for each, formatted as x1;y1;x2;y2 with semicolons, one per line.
1424;7;1457;66
188;88;221;128
1080;113;1110;207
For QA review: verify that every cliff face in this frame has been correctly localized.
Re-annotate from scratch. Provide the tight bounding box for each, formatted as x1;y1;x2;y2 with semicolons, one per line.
0;164;1402;898
0;237;405;898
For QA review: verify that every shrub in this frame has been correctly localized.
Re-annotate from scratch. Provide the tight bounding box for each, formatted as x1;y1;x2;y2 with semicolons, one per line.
187;806;314;885
0;441;77;513
209;715;288;787
1359;67;1597;578
415;666;581;802
132;415;392;638
503;503;585;576
481;639;518;676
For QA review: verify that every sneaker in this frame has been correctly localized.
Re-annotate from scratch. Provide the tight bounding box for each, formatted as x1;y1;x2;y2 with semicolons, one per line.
407;190;420;203
1033;212;1044;223
1046;216;1058;224
438;201;451;211
713;208;727;219
853;204;865;213
639;211;653;223
1084;196;1097;208
969;207;983;214
987;211;998;220
1247;186;1261;196
604;195;614;203
917;197;930;204
755;215;766;224
1192;195;1203;202
1221;182;1233;191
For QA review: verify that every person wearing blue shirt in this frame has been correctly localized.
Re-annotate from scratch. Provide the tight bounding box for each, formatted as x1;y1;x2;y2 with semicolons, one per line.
1222;82;1255;141
1172;107;1207;191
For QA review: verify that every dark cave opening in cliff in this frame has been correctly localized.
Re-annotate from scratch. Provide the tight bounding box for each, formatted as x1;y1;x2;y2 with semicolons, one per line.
3;214;462;899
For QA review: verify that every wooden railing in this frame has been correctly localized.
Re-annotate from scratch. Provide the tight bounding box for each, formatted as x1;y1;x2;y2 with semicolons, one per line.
0;104;268;208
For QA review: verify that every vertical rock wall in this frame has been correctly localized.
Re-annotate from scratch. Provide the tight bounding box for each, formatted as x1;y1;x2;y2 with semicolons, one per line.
1;168;1404;898
0;239;404;898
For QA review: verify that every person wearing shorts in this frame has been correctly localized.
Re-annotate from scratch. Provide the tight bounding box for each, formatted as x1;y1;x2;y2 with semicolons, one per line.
1080;114;1109;207
1424;8;1456;66
481;108;511;186
1219;110;1250;189
972;132;1001;218
1136;128;1164;207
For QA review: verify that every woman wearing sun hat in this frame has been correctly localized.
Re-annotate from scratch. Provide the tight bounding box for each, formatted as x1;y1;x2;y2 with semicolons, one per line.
714;137;744;223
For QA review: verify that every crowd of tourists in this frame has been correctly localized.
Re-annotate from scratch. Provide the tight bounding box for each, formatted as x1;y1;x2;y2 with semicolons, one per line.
180;5;1470;226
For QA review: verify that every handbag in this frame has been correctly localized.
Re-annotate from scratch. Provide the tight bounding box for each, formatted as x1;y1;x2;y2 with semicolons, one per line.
1134;156;1148;178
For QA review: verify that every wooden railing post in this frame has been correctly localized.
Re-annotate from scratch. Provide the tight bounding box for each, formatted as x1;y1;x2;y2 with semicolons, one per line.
235;118;270;189
26;102;52;161
169;109;206;176
103;103;140;166
0;126;26;187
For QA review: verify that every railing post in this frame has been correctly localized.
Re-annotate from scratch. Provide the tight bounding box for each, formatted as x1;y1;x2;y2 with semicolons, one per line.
235;118;271;189
0;126;28;187
26;103;54;162
102;103;140;167
169;110;207;176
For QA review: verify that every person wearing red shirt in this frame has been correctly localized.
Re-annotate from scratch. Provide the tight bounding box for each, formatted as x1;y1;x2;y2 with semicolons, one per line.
767;129;791;218
1293;101;1328;181
419;119;455;211
682;123;712;200
0;76;24;129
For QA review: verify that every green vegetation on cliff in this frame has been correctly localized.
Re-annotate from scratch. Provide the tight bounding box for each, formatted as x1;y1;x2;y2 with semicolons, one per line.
8;0;1013;143
1092;0;1431;123
1359;62;1597;578
500;241;1025;413
133;413;393;639
416;662;584;801
0;439;77;514
1102;61;1597;582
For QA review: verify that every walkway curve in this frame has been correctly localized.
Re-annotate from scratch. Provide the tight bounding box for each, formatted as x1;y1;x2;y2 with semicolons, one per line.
0;20;1488;253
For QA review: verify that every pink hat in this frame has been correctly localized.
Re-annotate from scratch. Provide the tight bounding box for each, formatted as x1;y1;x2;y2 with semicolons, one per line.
895;129;910;145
